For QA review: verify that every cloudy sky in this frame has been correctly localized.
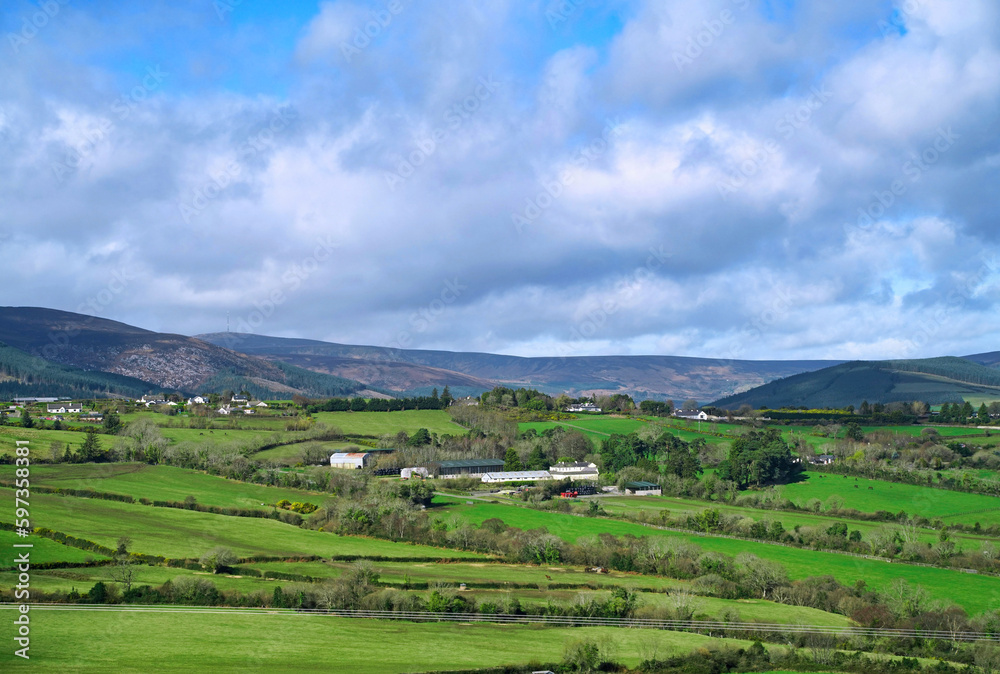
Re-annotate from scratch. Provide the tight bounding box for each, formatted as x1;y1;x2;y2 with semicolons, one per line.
2;0;999;361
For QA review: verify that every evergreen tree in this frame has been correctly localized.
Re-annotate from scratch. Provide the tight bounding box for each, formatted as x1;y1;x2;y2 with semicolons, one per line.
103;412;122;434
979;403;990;423
79;428;103;462
503;447;523;471
0;411;6;426
431;388;439;400
21;409;33;429
526;445;548;470
440;385;453;407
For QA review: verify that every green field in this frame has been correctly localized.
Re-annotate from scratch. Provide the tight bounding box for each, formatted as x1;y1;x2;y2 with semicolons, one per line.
595;494;996;546
775;474;1000;526
312;410;466;436
252;440;361;463
0;463;327;510
0;529;107;566
0;608;751;673
0;425;117;457
18;492;485;560
433;498;1000;615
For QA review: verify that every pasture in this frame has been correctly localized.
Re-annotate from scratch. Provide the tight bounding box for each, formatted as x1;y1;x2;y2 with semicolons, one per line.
433;498;1000;615
0;608;751;673
0;529;107;566
775;474;1000;527
311;410;466;436
18;492;485;560
0;463;326;510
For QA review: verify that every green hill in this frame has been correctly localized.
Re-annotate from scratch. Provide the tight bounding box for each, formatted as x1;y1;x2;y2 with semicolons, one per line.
711;357;1000;409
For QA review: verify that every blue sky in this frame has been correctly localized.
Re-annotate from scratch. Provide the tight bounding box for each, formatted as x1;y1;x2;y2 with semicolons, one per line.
2;0;1000;361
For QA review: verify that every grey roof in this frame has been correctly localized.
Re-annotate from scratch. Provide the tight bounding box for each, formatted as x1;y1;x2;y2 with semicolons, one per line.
437;459;505;468
625;481;660;489
482;471;552;480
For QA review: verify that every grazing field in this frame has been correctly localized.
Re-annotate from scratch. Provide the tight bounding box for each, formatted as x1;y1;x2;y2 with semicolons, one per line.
0;529;107;566
312;410;466;436
774;474;1000;526
433;498;1000;614
594;494;995;546
20;493;485;560
0;463;326;509
0;608;750;673
252;440;361;463
0;425;117;457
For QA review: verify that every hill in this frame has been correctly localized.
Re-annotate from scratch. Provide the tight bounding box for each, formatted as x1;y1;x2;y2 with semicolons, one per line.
0;342;160;399
197;332;841;401
0;307;365;398
711;356;1000;409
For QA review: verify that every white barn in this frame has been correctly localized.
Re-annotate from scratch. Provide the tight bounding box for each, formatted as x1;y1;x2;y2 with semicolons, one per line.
481;470;554;483
330;452;372;470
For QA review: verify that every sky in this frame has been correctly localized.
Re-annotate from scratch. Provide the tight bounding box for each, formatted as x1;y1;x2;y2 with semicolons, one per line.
2;0;1000;361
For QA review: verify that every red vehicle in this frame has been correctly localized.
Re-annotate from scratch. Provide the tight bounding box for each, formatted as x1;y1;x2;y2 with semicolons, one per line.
560;490;579;498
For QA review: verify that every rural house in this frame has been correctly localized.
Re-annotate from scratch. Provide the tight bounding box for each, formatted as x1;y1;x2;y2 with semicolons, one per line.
566;403;602;413
481;470;554;483
548;461;600;481
47;403;82;414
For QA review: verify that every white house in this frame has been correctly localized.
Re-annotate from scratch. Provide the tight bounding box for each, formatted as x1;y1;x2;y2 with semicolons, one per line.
255;401;268;408
47;403;82;414
330;452;372;470
674;410;708;421
548;461;600;481
188;396;208;405
566;403;602;413
481;470;554;483
217;405;232;415
810;454;835;465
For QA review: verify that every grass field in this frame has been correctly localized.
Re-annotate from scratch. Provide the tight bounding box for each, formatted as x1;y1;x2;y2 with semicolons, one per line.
0;529;107;566
0;463;327;510
0;608;751;673
432;498;1000;615
252;440;361;463
19;492;485;560
0;425;117;457
774;474;1000;526
594;494;997;546
312;410;467;436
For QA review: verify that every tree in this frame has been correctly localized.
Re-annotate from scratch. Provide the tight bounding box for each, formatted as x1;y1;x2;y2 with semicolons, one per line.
440;385;453;407
716;428;800;489
526;445;548;470
21;409;33;429
979;403;990;424
111;537;137;592
0;411;8;426
503;447;523;471
845;422;864;442
79;428;103;462
103;412;122;434
407;428;432;446
200;546;236;574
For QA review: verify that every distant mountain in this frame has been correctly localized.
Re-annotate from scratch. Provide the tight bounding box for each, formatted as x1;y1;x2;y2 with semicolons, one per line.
197;332;842;401
712;357;1000;409
963;351;1000;368
0;307;366;399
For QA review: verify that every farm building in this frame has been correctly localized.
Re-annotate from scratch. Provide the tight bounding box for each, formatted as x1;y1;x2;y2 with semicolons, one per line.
329;452;372;470
481;470;554;483
624;481;661;496
566;403;601;413
401;466;430;479
431;459;505;479
548;461;599;481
